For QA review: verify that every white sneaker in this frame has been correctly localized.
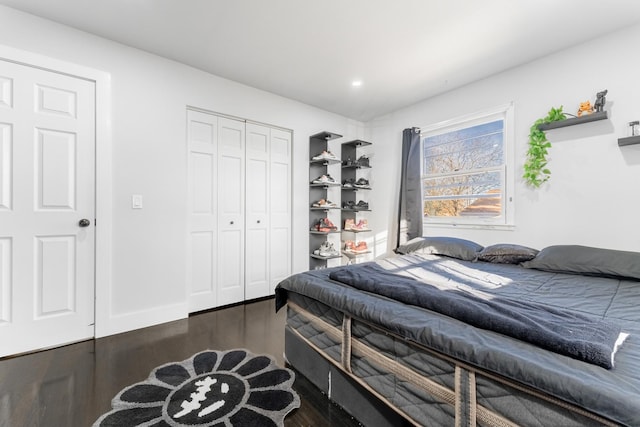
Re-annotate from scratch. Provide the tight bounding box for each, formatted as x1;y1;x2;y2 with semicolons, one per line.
311;150;338;161
319;242;339;257
312;199;338;208
311;174;336;184
313;242;327;256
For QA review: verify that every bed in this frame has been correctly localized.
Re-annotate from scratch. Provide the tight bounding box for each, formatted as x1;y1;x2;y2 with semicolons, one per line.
275;237;640;427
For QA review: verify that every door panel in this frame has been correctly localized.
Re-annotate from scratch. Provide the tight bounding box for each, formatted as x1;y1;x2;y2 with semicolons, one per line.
189;231;214;296
0;238;10;324
216;117;245;306
0;76;11;107
0;123;11;210
191;152;214;214
269;129;291;287
36;84;77;117
0;59;95;357
36;235;76;316
245;123;269;299
187;111;218;312
218;228;243;296
36;128;76;209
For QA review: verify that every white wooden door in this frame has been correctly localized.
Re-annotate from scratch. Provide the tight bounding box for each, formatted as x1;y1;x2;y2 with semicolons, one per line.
245;123;270;299
187;110;218;312
268;128;292;289
217;117;245;306
245;124;292;299
0;59;95;357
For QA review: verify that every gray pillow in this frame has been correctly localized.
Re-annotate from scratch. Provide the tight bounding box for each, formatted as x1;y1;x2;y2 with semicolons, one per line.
396;236;483;261
477;244;539;264
522;245;640;280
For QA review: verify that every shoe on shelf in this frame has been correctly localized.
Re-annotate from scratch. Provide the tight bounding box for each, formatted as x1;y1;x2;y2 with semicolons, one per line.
344;240;356;252
352;219;369;231
355;200;369;210
342;200;356;210
311;218;336;232
313;241;329;255
314;241;339;257
311;150;338;161
310;217;337;232
356;155;370;167
321;217;338;230
323;242;340;257
311;174;336;184
343;157;353;167
353;241;368;253
312;199;337;208
344;218;355;231
353;178;370;188
342;178;355;188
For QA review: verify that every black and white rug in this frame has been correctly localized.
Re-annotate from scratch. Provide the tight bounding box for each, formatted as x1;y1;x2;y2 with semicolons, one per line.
93;349;300;427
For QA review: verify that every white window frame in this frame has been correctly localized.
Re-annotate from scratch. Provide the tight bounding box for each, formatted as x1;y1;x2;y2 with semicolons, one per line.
420;103;515;229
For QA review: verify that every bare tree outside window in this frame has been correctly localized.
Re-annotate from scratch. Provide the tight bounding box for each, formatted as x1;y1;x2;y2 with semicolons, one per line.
422;120;504;219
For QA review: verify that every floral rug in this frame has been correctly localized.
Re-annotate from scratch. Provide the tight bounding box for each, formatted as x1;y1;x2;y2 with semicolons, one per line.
93;349;300;427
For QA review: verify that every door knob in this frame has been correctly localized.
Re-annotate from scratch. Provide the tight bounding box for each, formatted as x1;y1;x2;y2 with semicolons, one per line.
79;218;91;227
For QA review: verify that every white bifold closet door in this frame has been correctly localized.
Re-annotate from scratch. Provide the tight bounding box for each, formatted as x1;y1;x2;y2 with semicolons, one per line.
187;110;291;312
217;117;245;306
245;123;292;300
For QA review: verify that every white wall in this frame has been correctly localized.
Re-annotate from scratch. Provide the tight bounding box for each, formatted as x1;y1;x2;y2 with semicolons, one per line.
0;5;365;336
368;23;640;253
3;5;639;339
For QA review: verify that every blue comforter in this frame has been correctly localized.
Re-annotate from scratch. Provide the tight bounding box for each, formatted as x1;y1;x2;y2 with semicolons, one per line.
328;262;623;369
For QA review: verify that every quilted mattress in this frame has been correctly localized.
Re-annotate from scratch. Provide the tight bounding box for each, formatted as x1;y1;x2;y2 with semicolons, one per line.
277;254;640;426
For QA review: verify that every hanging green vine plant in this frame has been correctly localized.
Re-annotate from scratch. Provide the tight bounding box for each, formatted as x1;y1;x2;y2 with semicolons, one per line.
523;106;567;187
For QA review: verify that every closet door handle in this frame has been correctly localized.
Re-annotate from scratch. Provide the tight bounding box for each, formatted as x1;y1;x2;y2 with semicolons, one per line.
257;220;261;224
230;221;234;225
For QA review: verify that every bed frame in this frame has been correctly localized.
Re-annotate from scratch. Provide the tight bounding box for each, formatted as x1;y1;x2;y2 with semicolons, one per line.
283;294;619;427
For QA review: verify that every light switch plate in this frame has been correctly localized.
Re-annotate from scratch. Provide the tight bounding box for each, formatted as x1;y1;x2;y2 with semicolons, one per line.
132;194;143;209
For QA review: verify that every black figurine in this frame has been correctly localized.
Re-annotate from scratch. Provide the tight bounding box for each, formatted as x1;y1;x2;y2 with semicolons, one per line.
594;89;608;113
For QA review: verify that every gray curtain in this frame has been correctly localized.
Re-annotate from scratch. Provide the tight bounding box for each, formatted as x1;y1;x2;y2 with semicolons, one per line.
397;127;422;248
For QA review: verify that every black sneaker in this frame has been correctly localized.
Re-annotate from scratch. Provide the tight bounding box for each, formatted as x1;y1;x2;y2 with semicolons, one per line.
356;200;369;210
342;201;356;210
354;178;370;188
356;155;370;167
342;178;355;188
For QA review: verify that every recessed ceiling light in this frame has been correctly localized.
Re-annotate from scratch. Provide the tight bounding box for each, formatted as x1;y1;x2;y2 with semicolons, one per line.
351;80;362;87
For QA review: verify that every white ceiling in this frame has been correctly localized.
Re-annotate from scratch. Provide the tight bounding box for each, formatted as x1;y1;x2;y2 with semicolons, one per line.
2;0;640;122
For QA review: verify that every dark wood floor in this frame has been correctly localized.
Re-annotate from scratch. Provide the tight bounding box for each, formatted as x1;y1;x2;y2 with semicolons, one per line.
0;297;362;426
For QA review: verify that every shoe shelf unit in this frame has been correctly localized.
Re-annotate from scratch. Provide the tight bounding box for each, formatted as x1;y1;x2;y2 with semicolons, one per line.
341;139;373;264
309;131;343;269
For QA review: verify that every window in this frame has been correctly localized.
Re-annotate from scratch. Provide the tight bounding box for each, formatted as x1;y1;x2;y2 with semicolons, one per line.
421;104;513;227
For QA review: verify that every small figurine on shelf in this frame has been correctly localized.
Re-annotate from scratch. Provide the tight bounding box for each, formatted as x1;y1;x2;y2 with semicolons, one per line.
593;89;608;113
577;100;593;117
